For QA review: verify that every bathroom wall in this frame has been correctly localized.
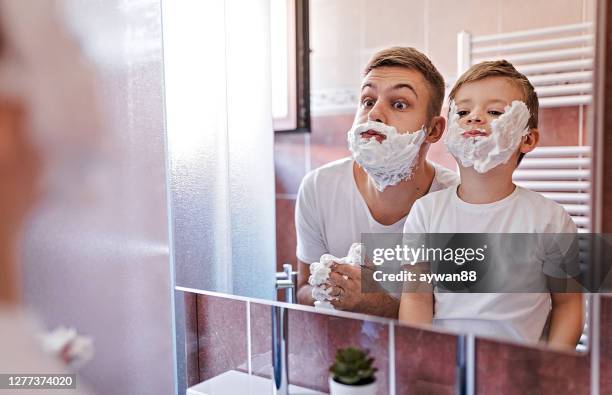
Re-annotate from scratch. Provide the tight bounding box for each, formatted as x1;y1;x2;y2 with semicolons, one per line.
186;1;611;393
186;292;457;394
184;290;608;394
275;0;596;272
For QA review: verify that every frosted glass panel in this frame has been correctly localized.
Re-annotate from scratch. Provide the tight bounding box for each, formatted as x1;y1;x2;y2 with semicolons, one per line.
164;0;276;300
19;0;174;393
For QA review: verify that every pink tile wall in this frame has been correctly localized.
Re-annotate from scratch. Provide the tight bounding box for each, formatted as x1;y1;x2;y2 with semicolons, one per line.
184;293;200;387
250;302;390;394
394;324;456;394
195;295;248;381
275;132;307;196
476;339;590;394
538;106;581;147
186;292;598;393
275;198;297;271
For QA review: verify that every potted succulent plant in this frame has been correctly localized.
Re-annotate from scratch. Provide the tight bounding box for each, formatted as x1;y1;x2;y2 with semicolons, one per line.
329;347;378;395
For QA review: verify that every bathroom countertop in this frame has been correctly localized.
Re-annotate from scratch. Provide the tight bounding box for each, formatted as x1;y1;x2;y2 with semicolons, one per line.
187;370;327;395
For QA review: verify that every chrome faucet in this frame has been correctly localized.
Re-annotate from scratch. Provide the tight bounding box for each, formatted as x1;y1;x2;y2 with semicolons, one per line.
272;263;298;394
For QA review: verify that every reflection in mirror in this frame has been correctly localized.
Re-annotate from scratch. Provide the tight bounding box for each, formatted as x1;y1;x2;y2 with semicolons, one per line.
166;0;601;355
287;0;599;352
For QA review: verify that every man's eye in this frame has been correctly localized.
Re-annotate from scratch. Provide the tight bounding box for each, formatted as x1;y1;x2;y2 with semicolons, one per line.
393;101;407;110
488;110;503;116
362;98;374;108
457;110;469;117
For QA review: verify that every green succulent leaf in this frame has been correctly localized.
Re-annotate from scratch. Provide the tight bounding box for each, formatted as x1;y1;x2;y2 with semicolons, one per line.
329;347;377;386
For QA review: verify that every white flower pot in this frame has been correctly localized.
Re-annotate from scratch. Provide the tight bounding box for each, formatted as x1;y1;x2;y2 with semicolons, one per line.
328;376;377;395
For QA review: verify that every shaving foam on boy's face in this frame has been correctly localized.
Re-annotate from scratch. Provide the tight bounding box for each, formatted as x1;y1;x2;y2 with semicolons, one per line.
444;100;530;173
347;120;426;191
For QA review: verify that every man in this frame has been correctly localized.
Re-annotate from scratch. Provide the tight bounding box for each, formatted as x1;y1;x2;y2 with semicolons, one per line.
0;1;97;392
295;47;459;317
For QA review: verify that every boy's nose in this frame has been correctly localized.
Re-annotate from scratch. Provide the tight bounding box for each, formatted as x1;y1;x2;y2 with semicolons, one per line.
466;114;484;124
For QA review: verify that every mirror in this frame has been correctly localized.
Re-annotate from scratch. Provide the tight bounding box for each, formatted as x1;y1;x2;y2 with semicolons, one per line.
166;0;605;353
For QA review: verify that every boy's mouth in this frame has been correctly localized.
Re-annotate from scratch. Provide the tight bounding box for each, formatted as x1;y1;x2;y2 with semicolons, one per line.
361;129;387;143
461;129;488;138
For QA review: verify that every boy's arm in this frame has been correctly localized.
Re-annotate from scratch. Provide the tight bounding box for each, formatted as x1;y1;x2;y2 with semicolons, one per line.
399;291;433;325
548;292;583;349
399;199;434;324
545;213;583;349
398;262;434;325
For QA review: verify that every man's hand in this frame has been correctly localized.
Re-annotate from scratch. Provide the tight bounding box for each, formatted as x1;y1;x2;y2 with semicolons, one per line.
326;262;400;317
328;263;363;311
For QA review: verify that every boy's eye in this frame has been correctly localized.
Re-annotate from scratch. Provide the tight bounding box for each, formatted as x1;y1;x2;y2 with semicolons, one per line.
457;110;469;117
361;98;375;108
393;101;408;110
488;110;503;116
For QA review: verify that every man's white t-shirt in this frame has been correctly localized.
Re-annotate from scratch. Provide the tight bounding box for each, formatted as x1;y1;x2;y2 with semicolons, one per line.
295;157;459;264
402;185;578;343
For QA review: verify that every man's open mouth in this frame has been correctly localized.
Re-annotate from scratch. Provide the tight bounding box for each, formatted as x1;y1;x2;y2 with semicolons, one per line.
360;129;386;142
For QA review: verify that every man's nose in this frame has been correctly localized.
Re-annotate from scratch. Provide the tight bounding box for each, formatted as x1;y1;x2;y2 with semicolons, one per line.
367;102;386;124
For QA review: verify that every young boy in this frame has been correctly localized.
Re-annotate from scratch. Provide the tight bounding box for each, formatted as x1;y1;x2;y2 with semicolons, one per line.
398;60;583;349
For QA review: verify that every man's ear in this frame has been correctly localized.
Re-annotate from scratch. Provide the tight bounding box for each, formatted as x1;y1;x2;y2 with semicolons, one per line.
425;115;445;143
519;128;539;154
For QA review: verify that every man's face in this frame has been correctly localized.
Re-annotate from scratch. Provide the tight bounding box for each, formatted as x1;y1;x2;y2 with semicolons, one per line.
356;66;431;143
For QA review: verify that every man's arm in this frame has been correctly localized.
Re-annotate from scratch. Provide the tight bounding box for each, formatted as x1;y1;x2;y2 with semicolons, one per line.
296;259;315;306
548;292;583;349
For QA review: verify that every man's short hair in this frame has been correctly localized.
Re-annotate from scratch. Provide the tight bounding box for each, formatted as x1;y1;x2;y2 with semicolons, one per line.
448;60;539;129
364;47;445;120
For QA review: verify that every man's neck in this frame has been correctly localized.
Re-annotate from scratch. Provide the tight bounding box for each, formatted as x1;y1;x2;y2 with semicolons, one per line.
457;164;516;204
353;159;435;225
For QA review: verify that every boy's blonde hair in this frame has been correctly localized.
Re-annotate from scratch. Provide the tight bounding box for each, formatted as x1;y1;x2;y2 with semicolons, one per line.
448;60;539;129
364;47;445;119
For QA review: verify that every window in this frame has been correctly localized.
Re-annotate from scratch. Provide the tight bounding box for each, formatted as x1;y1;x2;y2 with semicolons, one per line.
270;0;310;132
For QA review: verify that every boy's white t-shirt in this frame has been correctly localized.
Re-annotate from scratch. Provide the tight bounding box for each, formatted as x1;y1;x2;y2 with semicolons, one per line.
295;157;459;264
402;185;578;343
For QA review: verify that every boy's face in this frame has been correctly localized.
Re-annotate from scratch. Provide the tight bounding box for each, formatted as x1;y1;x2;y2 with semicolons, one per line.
356;66;432;142
453;76;525;136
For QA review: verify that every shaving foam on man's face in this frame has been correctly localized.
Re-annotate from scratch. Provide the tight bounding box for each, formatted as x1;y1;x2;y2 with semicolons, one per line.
347;120;426;192
348;66;432;191
444;99;530;174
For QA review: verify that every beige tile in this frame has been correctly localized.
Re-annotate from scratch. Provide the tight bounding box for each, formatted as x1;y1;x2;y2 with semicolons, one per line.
427;0;500;80
310;0;364;58
310;0;364;90
500;0;583;32
362;0;426;53
311;53;363;90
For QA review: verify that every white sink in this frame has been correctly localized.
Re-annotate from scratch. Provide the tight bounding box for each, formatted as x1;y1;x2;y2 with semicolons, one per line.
187;370;327;395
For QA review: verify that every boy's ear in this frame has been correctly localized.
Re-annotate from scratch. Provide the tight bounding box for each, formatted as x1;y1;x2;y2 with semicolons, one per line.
425;115;446;143
519;128;539;154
